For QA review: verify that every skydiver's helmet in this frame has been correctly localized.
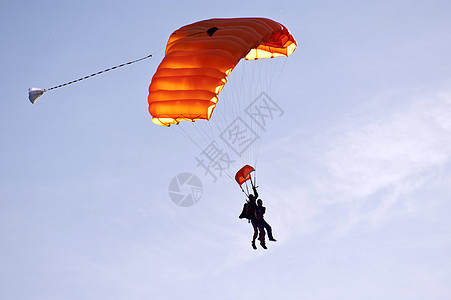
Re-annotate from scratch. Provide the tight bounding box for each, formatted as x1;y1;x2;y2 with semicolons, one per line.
257;199;262;206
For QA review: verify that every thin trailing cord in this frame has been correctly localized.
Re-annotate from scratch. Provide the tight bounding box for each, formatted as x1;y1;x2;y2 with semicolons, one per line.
29;48;165;104
46;53;154;91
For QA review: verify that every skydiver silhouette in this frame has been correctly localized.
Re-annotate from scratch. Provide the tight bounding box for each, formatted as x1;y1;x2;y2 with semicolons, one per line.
256;199;276;245
247;185;266;250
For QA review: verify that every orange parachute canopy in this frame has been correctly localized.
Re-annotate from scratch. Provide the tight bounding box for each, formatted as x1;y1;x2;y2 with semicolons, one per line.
235;165;255;186
148;17;297;126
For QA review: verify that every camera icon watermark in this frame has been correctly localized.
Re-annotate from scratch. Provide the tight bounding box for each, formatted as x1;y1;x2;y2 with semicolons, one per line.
168;172;203;207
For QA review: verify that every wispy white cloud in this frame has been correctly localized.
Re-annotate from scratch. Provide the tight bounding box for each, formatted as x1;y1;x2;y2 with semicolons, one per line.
263;89;451;238
326;90;451;198
323;90;451;233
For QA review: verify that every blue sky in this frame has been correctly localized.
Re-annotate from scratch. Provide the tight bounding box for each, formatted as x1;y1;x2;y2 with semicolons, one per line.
1;0;451;299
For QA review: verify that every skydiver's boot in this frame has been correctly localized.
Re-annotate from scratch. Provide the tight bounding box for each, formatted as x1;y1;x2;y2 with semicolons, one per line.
260;241;267;249
267;227;276;241
251;241;257;250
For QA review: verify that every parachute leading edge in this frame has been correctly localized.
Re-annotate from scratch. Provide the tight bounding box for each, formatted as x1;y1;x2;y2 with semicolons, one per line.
148;17;297;126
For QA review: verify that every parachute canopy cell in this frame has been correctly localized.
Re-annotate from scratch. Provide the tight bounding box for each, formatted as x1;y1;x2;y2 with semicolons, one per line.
235;165;255;186
148;17;297;126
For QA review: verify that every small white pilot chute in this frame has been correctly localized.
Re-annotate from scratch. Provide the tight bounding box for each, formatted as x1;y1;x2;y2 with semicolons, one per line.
28;88;47;104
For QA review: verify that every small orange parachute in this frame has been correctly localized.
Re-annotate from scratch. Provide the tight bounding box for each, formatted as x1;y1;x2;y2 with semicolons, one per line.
235;165;255;186
148;17;297;126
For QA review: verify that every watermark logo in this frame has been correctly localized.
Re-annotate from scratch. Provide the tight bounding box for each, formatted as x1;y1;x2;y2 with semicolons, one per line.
245;92;284;131
219;117;259;156
168;92;284;206
168;173;203;207
195;141;235;182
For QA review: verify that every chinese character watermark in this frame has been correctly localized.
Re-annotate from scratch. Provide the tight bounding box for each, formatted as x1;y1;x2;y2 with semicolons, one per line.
220;117;260;156
168;92;285;206
195;141;235;182
244;92;284;131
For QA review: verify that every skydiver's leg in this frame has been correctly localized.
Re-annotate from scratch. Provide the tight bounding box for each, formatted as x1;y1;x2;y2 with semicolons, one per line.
251;221;258;249
258;222;266;242
263;220;276;241
251;221;258;242
258;222;266;249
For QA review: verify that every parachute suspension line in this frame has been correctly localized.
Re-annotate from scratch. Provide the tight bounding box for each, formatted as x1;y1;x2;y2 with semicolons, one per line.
246;60;263;168
238;182;250;197
28;50;161;104
249;175;255;189
270;56;288;95
168;58;288;185
188;122;215;149
244;57;288;169
204;112;233;175
222;168;235;181
254;171;257;189
171;123;204;151
266;57;276;94
240;185;247;195
197;122;218;146
254;62;262;166
222;81;237;129
251;61;262;167
201;69;241;171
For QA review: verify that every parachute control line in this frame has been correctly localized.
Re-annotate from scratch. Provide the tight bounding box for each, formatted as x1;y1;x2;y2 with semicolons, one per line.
28;53;153;104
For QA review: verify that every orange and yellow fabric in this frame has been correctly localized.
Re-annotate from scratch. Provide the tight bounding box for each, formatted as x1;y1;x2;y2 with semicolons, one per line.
148;17;297;126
